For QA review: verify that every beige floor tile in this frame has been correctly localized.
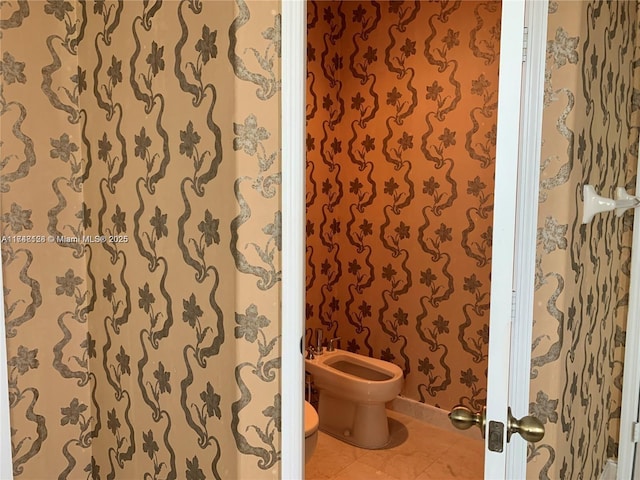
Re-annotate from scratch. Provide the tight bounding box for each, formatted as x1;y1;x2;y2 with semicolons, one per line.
318;430;371;459
361;450;439;479
415;456;483;480
331;461;399;480
305;431;366;478
388;423;462;459
356;447;397;471
438;439;484;474
305;464;332;480
305;409;483;480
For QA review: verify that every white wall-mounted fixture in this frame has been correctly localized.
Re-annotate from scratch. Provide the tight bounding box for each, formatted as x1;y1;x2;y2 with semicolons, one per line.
582;184;640;224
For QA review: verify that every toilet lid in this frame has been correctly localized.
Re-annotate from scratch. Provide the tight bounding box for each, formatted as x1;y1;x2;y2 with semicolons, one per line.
304;401;319;437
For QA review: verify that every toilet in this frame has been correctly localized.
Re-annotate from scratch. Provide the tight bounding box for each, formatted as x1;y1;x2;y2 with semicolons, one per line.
305;348;403;449
304;401;319;463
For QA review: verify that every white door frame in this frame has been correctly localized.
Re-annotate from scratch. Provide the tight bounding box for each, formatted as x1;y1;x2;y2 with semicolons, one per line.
281;1;306;479
484;0;526;476
618;135;640;479
507;1;548;477
280;0;547;479
0;238;13;479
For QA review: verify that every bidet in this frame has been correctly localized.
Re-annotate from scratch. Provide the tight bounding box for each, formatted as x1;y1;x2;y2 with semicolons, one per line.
304;348;403;449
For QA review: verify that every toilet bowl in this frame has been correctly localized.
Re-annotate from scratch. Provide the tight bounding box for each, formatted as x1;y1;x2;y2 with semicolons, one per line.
305;348;403;449
304;401;319;463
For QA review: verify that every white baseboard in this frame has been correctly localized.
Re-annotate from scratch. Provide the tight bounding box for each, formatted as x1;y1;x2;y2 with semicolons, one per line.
599;459;617;480
387;396;483;441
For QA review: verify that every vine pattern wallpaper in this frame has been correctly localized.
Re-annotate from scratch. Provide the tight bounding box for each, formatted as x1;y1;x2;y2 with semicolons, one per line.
1;1;282;479
305;0;501;411
528;1;638;479
2;1;640;479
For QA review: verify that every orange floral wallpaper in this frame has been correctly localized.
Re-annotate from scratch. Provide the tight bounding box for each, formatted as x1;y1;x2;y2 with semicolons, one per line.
306;0;501;411
1;1;282;479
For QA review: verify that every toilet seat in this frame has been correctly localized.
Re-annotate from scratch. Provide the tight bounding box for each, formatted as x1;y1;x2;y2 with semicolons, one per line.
304;401;319;438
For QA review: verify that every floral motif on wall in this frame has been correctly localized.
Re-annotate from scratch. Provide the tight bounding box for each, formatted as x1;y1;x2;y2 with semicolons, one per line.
1;1;282;478
306;0;501;411
528;2;637;479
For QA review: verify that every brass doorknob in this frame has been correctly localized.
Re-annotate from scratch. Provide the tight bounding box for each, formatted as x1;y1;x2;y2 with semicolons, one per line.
449;406;545;444
449;405;486;438
507;407;545;443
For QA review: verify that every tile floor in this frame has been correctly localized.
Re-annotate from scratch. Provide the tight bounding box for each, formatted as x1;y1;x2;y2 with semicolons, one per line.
305;409;484;480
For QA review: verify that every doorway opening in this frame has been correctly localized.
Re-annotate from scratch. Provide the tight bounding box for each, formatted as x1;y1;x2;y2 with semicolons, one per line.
303;1;501;478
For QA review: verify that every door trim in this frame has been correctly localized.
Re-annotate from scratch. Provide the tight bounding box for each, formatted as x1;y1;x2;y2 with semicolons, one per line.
618;132;640;480
484;1;526;476
280;1;306;479
0;244;12;478
507;1;548;477
279;0;543;478
0;1;548;479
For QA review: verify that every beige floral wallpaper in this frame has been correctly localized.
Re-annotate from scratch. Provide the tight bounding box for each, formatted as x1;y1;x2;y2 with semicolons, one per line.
3;1;640;479
1;1;282;479
528;1;638;479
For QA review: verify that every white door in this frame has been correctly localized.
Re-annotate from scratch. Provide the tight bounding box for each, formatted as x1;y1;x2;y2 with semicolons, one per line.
617;141;640;479
456;1;550;477
281;0;548;479
635;406;639;478
636;421;640;478
0;261;11;479
480;0;525;472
